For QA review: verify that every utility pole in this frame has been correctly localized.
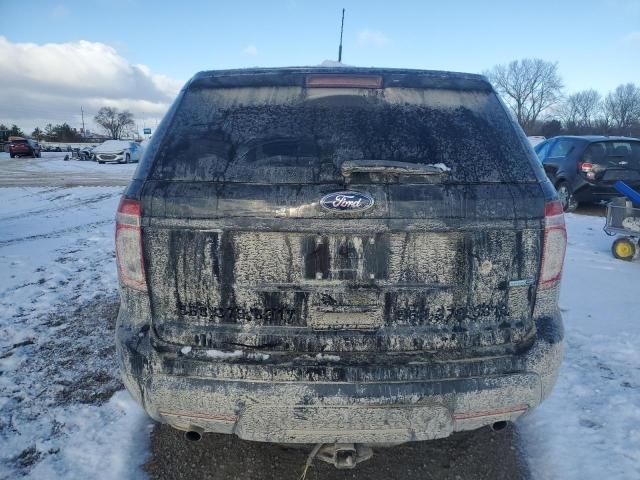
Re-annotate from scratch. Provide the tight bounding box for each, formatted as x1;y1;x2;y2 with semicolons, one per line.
338;8;345;63
81;106;85;138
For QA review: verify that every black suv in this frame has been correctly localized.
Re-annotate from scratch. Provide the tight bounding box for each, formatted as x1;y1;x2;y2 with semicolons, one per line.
535;136;640;211
115;67;565;466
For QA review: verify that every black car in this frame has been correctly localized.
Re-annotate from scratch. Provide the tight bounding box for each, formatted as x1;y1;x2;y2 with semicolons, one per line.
78;146;96;161
535;136;640;211
115;67;566;466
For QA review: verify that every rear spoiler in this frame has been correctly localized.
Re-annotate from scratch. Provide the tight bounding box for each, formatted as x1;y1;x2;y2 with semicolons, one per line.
188;67;493;92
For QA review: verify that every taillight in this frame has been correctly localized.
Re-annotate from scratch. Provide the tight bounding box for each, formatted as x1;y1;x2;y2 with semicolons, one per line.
539;200;567;288
578;162;596;180
115;198;146;291
577;161;593;172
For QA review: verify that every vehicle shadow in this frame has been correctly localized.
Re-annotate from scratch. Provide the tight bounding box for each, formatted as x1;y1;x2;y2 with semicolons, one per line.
145;423;530;479
573;203;606;217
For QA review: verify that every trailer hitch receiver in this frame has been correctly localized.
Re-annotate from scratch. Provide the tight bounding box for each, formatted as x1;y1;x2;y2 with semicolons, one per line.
316;443;373;469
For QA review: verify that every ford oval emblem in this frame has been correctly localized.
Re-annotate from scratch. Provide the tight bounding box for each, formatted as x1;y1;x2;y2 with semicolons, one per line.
320;191;374;212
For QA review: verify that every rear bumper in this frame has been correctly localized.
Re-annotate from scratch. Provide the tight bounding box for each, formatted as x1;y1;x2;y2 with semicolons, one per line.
117;314;563;444
10;149;32;156
573;181;640;202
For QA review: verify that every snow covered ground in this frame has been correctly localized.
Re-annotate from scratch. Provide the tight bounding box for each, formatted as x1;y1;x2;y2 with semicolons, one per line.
0;181;638;478
0;152;136;187
521;213;640;479
0;187;151;479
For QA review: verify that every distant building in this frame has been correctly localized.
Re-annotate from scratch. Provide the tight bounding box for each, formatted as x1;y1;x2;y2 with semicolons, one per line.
84;132;110;142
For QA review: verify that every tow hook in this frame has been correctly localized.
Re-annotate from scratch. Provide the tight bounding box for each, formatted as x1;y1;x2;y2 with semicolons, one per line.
316;443;373;469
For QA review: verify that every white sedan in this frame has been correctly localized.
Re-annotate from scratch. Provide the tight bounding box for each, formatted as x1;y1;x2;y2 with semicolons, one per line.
94;140;143;164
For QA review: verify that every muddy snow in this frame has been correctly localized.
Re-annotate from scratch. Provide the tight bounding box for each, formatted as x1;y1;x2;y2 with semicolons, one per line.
0;183;638;479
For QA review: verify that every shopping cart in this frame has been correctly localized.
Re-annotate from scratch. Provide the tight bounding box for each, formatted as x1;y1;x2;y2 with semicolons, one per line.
604;181;640;261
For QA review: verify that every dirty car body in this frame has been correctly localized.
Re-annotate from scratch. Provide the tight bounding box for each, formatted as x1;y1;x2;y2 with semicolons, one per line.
116;67;566;447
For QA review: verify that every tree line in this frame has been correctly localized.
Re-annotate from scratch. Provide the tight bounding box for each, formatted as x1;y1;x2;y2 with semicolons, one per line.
1;107;137;143
1;122;96;143
484;58;640;138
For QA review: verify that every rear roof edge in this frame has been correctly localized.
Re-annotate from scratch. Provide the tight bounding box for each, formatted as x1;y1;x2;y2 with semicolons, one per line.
188;66;493;92
555;135;640;143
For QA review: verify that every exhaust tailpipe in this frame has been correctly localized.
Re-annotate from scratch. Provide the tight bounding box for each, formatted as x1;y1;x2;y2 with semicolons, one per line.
184;427;203;442
491;421;508;431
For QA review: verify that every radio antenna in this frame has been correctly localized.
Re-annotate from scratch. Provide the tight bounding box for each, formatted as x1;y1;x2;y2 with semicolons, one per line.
338;8;345;62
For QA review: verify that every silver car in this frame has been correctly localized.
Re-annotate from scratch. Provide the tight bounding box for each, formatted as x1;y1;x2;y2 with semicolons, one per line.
94;140;141;164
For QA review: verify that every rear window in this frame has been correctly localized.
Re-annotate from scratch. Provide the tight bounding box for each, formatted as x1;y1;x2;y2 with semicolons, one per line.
584;141;640;167
151;86;536;183
548;140;575;158
11;140;28;145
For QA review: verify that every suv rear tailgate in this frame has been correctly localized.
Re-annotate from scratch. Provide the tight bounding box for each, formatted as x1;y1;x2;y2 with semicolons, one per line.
138;73;546;355
142;181;544;353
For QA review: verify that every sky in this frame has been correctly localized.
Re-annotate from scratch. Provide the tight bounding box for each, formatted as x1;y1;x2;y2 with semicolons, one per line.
1;0;639;134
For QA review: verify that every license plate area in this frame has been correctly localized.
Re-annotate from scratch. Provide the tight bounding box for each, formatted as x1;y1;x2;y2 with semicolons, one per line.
308;290;383;330
308;309;383;330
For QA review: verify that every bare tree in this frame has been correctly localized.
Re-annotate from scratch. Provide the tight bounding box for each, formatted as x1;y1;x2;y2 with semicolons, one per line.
484;59;563;131
573;89;602;129
123;123;141;141
604;83;640;132
557;96;580;130
94;107;135;139
558;89;602;131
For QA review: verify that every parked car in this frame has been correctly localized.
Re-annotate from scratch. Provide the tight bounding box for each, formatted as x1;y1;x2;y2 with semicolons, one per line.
535;136;640;211
9;137;41;158
78;146;96;161
527;135;546;147
115;67;566;467
94;140;142;164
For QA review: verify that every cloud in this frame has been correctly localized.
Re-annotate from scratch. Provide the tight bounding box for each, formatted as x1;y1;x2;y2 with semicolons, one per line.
242;45;258;56
357;29;389;47
0;36;182;132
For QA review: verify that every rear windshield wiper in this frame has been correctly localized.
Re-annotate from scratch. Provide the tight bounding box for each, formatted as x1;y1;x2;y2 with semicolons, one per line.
340;160;451;177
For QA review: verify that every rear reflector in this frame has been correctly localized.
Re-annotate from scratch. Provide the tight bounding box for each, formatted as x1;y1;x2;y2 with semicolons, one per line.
453;404;529;420
115;198;146;291
159;409;238;423
306;74;383;89
539;200;567;288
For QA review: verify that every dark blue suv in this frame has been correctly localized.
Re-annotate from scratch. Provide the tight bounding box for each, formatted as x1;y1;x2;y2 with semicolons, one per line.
115;68;567;461
535;136;640;211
